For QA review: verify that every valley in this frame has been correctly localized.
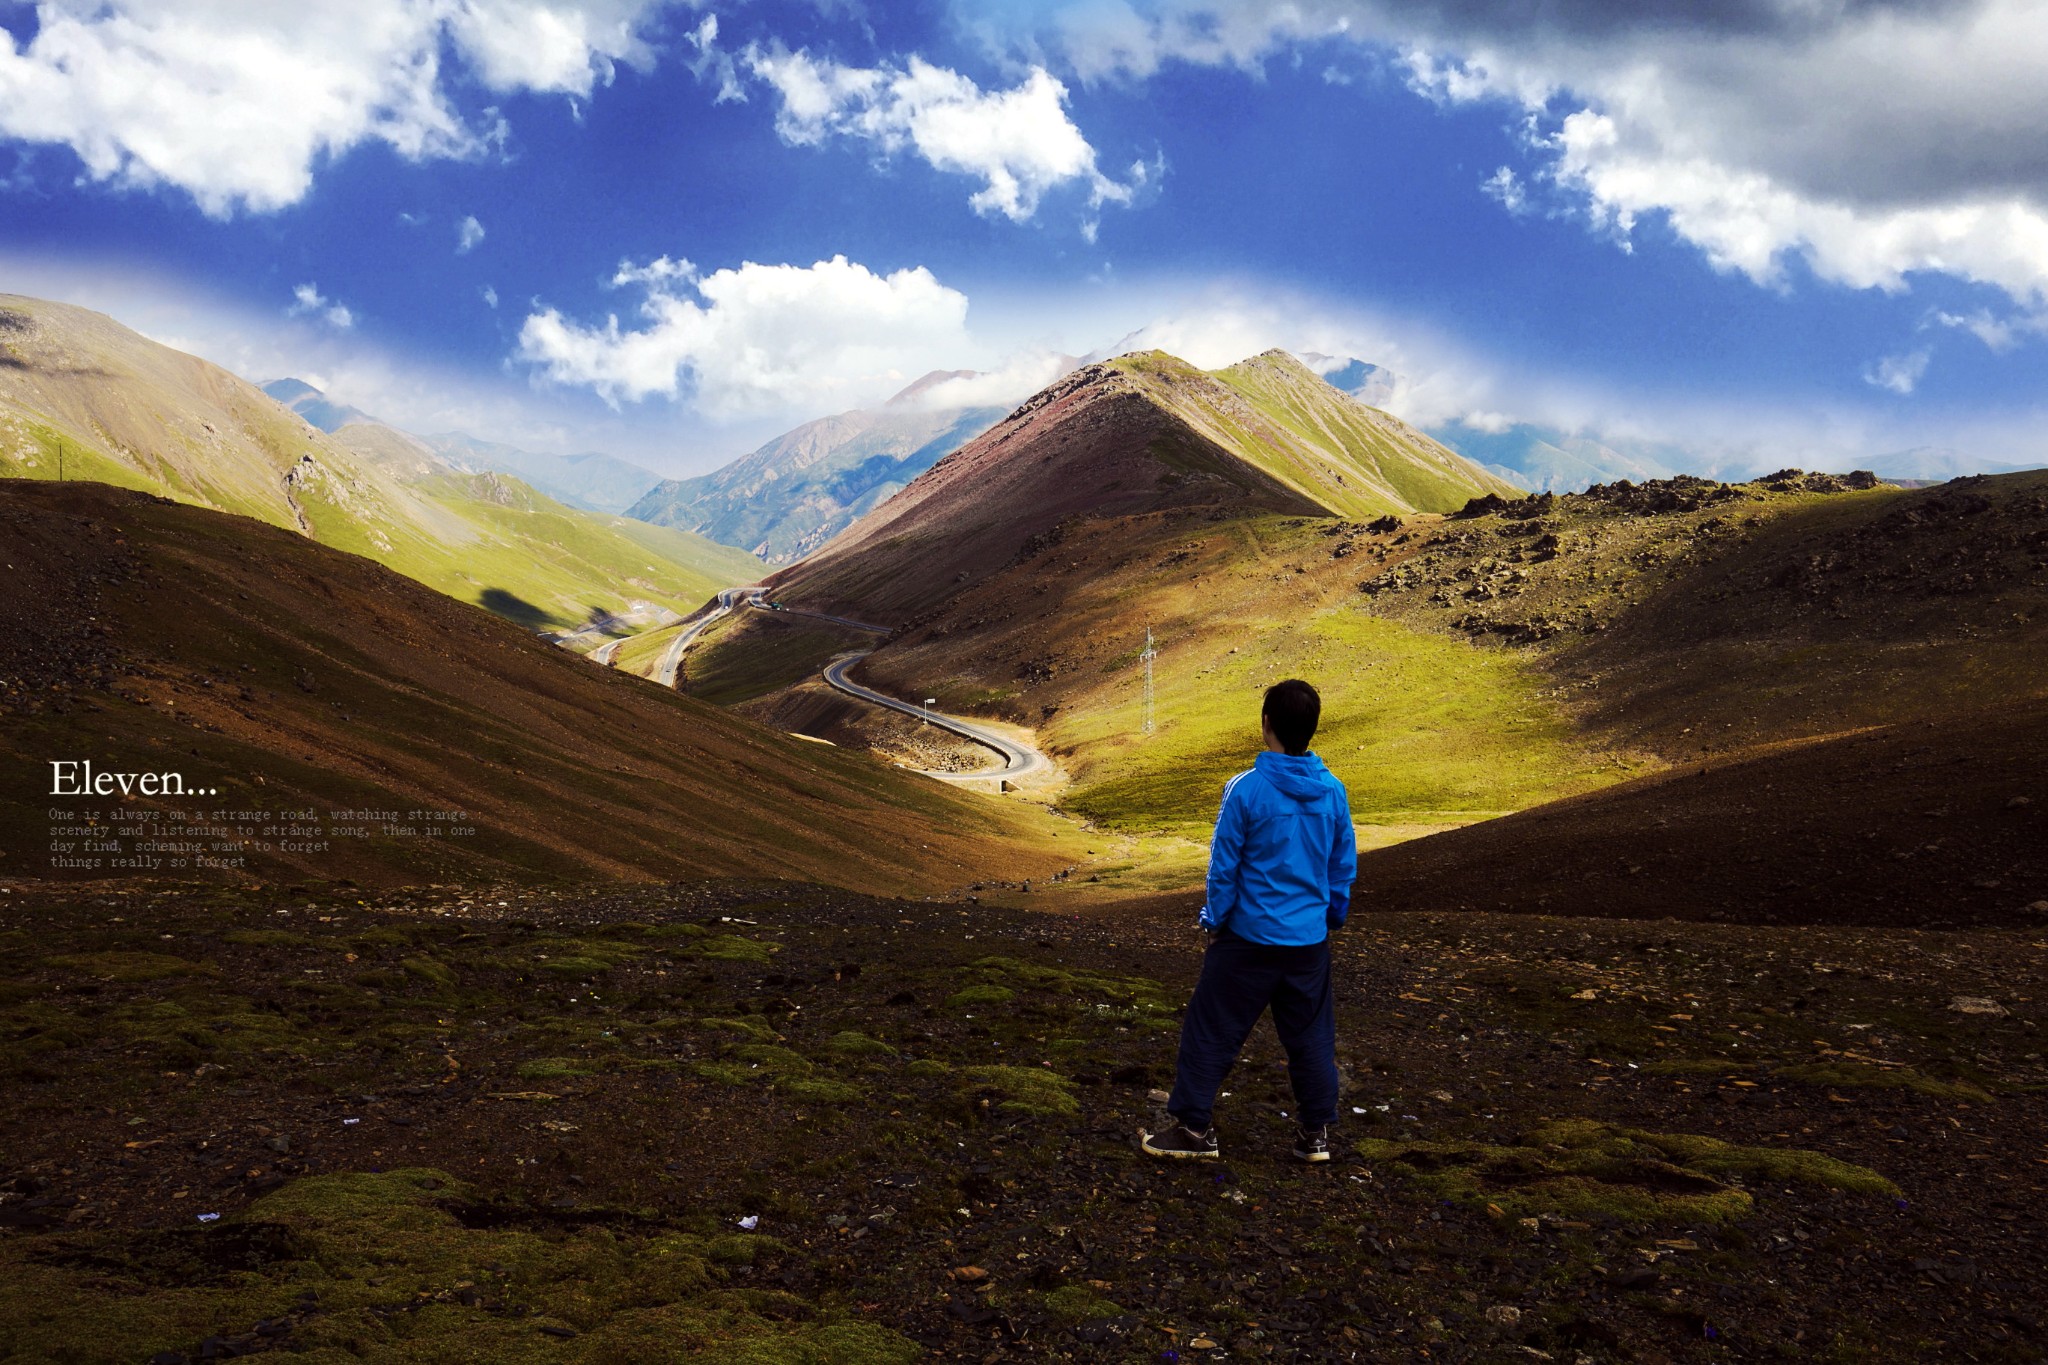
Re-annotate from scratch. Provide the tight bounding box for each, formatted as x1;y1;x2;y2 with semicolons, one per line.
3;327;2045;1364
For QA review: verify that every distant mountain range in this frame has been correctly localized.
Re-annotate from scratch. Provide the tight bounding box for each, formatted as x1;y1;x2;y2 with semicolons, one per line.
624;373;1024;563
1425;420;1686;492
0;295;758;632
262;380;665;515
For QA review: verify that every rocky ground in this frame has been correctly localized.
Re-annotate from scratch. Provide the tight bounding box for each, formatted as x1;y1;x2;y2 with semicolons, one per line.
1;878;2042;1362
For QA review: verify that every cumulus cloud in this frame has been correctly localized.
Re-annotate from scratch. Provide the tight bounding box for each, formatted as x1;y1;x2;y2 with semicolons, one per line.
456;214;486;253
288;283;354;330
966;0;2048;306
0;0;671;216
516;253;976;419
744;45;1136;223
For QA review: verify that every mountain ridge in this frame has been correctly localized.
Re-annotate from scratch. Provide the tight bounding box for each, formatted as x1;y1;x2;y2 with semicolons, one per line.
0;297;758;631
766;348;1520;622
625;371;1014;563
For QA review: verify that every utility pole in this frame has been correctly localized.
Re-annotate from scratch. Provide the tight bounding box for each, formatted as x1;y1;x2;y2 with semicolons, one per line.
54;434;63;482
1140;626;1157;736
923;697;936;725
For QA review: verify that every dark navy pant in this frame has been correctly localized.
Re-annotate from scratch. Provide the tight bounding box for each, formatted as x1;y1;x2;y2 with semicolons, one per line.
1167;931;1339;1131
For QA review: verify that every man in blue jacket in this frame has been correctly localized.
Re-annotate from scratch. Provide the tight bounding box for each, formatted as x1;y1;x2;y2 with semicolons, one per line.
1143;679;1357;1163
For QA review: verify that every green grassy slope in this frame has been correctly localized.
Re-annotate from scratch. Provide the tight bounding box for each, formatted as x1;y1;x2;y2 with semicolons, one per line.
0;478;1083;893
844;470;2048;845
1051;598;1618;833
1110;350;1522;519
0;296;760;632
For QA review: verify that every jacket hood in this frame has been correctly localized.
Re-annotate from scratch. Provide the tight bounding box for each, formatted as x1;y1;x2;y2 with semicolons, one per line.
1253;750;1335;801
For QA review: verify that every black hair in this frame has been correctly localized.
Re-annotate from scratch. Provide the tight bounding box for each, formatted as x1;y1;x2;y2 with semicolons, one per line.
1262;679;1320;756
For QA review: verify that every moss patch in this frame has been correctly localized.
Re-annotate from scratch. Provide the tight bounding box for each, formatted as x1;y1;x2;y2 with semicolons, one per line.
695;936;783;964
959;1066;1080;1117
1358;1119;1895;1225
0;1168;916;1364
945;985;1016;1008
1774;1061;1995;1103
43;952;215;982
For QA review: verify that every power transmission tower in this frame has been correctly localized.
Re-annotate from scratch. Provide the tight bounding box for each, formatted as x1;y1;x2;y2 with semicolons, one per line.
1140;626;1157;735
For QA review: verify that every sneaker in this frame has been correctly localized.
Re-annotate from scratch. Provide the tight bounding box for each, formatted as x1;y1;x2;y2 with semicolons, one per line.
1141;1124;1220;1160
1291;1125;1332;1163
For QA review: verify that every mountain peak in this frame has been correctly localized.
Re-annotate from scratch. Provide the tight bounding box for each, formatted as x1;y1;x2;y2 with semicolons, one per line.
261;376;321;402
262;377;370;434
885;369;979;407
768;344;1519;621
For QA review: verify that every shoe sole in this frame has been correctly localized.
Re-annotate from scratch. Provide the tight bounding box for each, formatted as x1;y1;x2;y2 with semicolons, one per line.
1141;1134;1219;1159
1292;1149;1332;1163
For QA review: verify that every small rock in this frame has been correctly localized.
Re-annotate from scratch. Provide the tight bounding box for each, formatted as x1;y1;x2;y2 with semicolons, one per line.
1950;996;2008;1016
2006;796;2032;808
1074;1314;1141;1345
1189;1337;1219;1349
1485;1305;1523;1327
2024;901;2048;917
953;1265;989;1283
1148;1088;1172;1105
1570;989;1597;1000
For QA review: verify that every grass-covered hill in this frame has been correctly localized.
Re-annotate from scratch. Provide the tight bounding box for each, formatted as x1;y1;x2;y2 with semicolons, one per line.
723;469;2048;898
766;348;1517;623
0;479;1081;892
0;297;760;632
1340;697;2048;929
1133;349;1526;519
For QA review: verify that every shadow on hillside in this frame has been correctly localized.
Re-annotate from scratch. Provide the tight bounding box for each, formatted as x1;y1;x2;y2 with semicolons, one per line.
477;587;552;629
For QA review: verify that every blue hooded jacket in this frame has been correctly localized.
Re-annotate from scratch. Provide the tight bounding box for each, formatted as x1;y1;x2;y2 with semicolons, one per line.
1199;751;1358;946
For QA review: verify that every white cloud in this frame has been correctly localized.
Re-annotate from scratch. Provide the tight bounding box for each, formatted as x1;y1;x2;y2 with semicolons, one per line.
0;0;673;216
892;350;1080;412
1864;348;1931;396
1480;165;1526;216
481;284;500;308
1458;410;1516;435
1928;307;2036;354
608;255;696;289
682;12;743;104
744;46;1134;223
288;283;354;330
968;1;2048;308
516;253;975;419
456;214;486;253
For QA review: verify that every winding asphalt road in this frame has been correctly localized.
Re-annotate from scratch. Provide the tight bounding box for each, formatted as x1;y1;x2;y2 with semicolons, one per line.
650;587;748;687
821;651;1048;781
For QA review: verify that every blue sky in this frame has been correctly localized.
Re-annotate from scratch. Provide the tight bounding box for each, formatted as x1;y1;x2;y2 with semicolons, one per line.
1;0;2044;475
